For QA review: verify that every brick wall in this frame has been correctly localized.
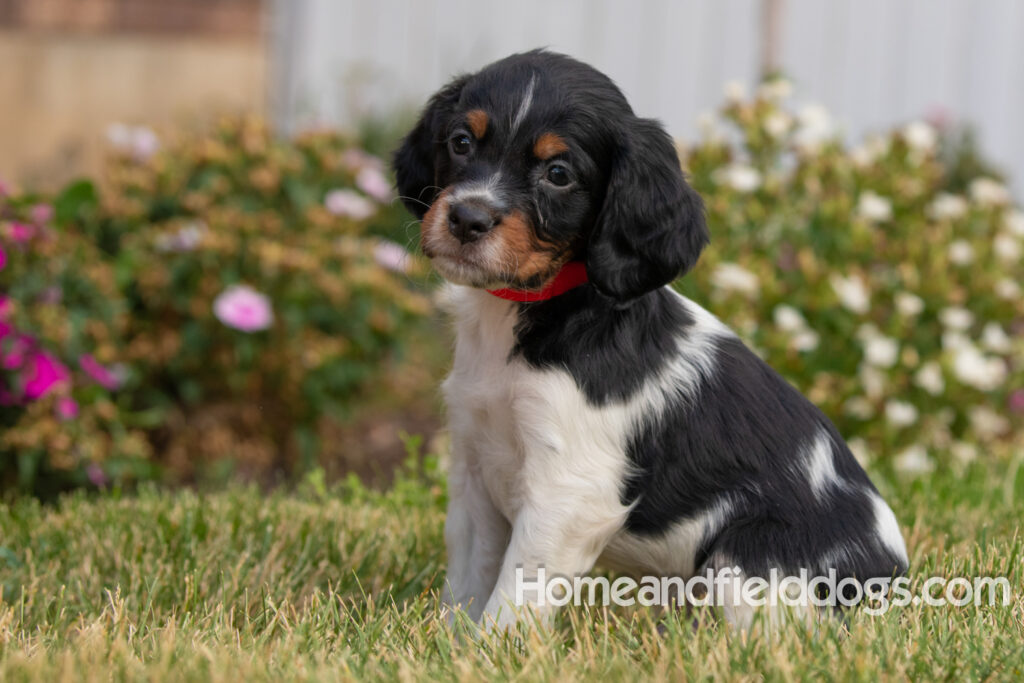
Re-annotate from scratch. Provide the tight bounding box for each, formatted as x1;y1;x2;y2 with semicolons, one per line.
0;0;263;37
0;0;267;189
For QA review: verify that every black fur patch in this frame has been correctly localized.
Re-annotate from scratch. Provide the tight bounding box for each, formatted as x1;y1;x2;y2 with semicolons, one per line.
516;289;907;580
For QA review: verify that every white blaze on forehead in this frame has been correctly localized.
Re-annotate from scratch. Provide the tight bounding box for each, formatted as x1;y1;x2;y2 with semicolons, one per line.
451;173;504;208
511;74;537;136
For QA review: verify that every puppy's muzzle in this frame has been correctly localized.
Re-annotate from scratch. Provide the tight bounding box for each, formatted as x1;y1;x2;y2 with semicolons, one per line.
448;201;499;244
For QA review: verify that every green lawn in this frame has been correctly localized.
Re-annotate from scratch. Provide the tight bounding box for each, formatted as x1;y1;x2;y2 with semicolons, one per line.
1;456;1022;682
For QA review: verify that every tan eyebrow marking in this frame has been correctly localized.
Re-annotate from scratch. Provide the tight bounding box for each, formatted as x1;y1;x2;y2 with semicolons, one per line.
466;109;489;139
533;132;569;160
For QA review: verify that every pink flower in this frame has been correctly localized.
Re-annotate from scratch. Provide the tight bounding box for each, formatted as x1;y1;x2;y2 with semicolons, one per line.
925;105;953;132
373;239;412;273
24;351;70;399
86;463;108;487
55;395;79;420
40;286;62;305
213;285;274;332
30;204;54;225
1009;390;1024;416
79;354;120;390
131;127;160;161
0;296;10;319
356;167;394;202
9;222;34;243
324;189;376;220
0;244;6;271
341;148;383;172
0;328;31;370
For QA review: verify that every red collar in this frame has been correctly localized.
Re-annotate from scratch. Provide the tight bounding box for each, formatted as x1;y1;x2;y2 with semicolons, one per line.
487;262;589;302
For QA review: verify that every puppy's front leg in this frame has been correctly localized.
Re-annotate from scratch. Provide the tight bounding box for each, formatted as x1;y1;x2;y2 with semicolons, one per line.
480;498;626;632
442;457;511;623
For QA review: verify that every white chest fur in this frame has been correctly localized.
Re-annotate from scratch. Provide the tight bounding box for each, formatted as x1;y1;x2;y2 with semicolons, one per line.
440;287;529;521
439;285;727;580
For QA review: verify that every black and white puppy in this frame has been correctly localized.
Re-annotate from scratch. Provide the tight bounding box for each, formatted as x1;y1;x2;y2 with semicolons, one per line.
393;50;908;630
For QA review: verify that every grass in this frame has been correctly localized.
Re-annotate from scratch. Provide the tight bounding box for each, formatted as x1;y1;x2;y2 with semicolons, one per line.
0;454;1022;682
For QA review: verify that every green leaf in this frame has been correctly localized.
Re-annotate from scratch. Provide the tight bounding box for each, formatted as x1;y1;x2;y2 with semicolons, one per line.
53;179;99;225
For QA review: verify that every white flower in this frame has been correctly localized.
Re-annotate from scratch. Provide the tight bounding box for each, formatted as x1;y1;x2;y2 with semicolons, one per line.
1005;210;1024;237
942;330;971;351
106;122;132;148
791;330;820;352
697;111;725;143
914;362;945;396
947;240;974;265
994;278;1020;300
927;193;968;221
843;397;875;420
850;136;889;167
723;81;747;102
981;322;1012;354
859;364;887;399
894;445;935;475
856;191;892;222
830;274;870;314
763;111;792;138
968;406;1009;439
968;177;1011;206
862;335;899;368
939;307;975;331
902;120;937;153
894;292;924;316
939;307;974;331
716;163;762;192
847;438;871;467
155;220;206;253
711;263;759;297
794;103;833;153
757;78;793;101
324;189;376;219
106;123;160;161
952;344;1007;391
951;441;978;464
769;304;818;350
993;233;1021;264
773;305;807;333
885;400;919;428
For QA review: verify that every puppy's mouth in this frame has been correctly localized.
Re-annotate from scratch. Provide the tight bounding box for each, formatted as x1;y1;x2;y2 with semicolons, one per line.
420;190;571;290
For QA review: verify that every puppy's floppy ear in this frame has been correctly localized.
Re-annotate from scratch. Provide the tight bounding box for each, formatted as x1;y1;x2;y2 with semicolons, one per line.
392;75;470;218
586;117;708;301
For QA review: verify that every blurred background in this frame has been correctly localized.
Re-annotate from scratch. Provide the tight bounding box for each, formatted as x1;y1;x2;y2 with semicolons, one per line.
0;0;1020;497
4;0;1023;192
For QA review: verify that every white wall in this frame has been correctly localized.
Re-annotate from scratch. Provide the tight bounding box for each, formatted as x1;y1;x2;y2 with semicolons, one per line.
272;0;1024;195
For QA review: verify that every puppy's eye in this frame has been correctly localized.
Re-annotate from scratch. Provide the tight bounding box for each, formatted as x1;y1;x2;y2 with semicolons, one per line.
545;164;571;187
450;133;472;156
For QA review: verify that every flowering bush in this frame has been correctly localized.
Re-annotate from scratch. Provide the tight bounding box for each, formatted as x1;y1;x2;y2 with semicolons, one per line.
0;193;153;495
2;94;1020;494
1;119;431;493
678;81;1022;473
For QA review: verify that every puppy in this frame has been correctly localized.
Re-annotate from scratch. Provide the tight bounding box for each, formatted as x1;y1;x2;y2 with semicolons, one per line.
393;50;908;631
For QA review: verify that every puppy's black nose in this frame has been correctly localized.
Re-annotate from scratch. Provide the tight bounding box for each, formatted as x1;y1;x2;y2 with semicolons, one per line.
448;203;497;244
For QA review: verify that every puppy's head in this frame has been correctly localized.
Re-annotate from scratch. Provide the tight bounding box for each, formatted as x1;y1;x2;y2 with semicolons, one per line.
393;50;707;301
